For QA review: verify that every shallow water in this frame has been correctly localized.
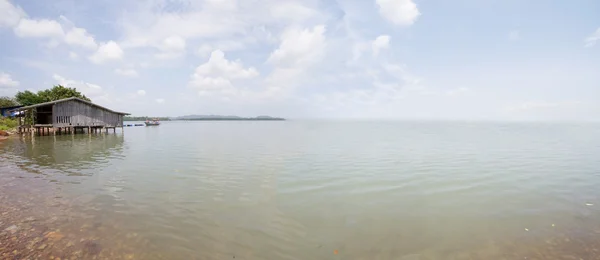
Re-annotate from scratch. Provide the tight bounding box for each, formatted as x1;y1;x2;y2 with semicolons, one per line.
2;121;600;259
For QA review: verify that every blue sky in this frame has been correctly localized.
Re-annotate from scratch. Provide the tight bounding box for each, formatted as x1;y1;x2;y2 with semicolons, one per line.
1;0;599;120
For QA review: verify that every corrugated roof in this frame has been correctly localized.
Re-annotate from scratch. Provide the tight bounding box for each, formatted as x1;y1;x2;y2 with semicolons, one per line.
0;105;23;109
9;97;129;115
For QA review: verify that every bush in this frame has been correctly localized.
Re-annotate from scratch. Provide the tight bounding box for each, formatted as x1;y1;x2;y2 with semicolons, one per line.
0;117;19;131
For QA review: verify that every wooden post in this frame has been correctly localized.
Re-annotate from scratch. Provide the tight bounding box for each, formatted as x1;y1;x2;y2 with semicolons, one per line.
88;126;91;135
53;127;56;136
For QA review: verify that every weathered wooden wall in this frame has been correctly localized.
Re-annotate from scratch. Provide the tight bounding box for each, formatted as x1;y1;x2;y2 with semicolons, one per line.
52;100;124;127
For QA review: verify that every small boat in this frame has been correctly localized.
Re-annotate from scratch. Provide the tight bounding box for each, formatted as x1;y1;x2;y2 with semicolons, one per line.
145;119;160;126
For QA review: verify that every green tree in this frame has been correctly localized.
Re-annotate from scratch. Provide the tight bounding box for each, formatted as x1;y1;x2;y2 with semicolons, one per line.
15;85;91;106
14;91;44;106
0;96;19;107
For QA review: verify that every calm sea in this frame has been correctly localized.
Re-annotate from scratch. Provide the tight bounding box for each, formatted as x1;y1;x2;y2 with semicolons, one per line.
1;121;600;259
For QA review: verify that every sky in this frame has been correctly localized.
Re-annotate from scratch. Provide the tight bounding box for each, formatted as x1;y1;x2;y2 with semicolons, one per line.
0;0;599;120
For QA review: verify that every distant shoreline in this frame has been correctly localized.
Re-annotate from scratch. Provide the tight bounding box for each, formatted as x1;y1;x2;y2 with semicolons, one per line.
177;118;285;121
124;116;285;121
124;118;285;122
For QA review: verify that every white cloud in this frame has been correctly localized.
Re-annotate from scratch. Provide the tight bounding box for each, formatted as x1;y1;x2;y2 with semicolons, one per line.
263;25;328;98
372;35;390;56
118;2;245;49
376;0;420;26
584;28;600;48
64;27;97;49
155;98;165;104
196;41;246;57
154;52;184;60
382;63;421;85
0;0;26;28
115;68;139;77
267;25;326;68
194;50;259;79
154;35;186;59
137;90;146;96
69;51;79;60
158;35;186;52
189;50;258;96
14;18;64;38
0;72;19;88
196;44;214;57
269;2;318;22
45;39;60;49
116;0;321;50
52;74;104;99
5;13;99;51
89;41;124;64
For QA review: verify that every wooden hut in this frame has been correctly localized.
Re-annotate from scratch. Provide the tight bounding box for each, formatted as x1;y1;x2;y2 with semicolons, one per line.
9;97;129;135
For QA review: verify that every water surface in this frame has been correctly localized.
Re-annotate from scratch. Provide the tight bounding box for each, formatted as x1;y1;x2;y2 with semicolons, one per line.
2;121;600;259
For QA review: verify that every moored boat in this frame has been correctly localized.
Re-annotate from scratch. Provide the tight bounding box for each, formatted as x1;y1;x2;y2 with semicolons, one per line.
145;118;160;126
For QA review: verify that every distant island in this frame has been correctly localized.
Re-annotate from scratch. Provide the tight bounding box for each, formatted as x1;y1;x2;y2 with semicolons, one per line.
124;115;285;121
176;115;285;121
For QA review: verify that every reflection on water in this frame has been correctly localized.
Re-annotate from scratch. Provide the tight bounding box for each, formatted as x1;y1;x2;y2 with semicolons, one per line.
2;121;600;259
4;134;125;175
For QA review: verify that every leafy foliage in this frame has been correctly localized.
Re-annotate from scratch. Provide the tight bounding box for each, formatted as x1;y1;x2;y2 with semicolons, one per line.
0;117;18;131
14;91;44;106
0;96;19;108
15;85;91;106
